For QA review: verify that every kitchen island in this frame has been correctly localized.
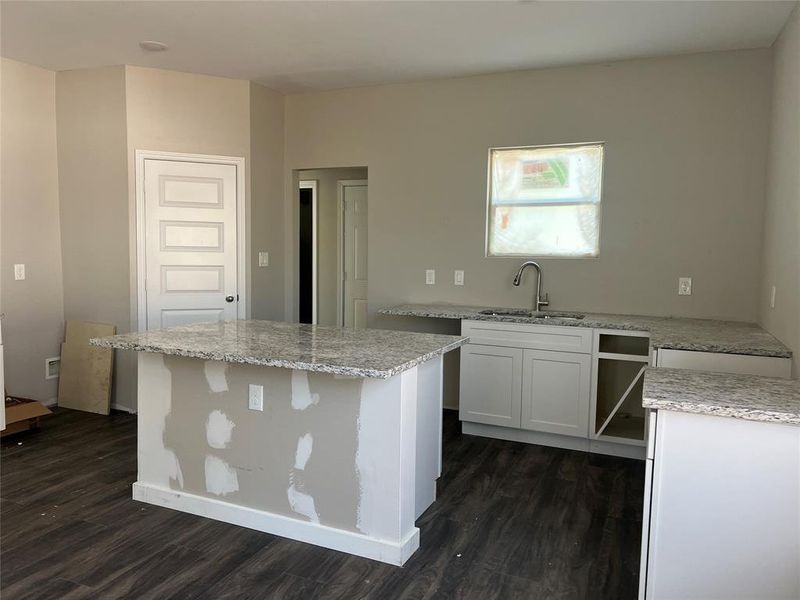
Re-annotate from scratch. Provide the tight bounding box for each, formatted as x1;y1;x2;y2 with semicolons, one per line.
92;320;467;565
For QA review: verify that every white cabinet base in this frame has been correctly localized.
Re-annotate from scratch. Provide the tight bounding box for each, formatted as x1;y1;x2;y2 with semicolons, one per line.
463;421;646;460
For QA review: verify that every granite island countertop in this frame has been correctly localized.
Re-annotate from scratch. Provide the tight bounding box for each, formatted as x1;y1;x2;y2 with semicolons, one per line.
378;303;791;358
91;320;468;379
643;367;800;425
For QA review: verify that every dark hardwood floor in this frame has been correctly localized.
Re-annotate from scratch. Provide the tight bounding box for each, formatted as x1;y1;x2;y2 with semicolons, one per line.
1;408;644;599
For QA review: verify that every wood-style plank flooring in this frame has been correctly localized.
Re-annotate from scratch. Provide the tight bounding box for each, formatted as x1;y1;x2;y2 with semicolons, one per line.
1;408;644;599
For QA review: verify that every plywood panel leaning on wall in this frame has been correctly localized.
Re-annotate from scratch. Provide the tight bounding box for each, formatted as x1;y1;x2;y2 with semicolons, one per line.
58;321;115;415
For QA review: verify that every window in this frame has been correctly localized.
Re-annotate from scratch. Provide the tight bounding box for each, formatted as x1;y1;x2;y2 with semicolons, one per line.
486;143;604;257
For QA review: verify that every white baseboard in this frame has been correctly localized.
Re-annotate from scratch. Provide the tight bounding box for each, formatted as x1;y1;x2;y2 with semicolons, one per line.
132;482;420;566
42;397;58;407
462;421;645;460
111;403;137;414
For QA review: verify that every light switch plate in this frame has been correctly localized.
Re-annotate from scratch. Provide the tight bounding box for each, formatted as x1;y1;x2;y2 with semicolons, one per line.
425;269;436;285
678;277;692;296
454;270;464;286
248;384;264;411
258;252;269;267
14;264;25;281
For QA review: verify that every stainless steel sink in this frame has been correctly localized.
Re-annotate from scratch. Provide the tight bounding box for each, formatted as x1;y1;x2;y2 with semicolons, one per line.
478;308;585;320
478;308;534;317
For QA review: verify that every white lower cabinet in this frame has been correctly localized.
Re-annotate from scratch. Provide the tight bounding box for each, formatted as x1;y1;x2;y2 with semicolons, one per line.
640;410;800;599
459;344;522;428
520;349;591;437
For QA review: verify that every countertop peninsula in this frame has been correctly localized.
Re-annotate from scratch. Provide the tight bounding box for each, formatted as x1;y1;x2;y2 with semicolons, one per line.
91;319;468;379
378;303;791;358
643;367;800;425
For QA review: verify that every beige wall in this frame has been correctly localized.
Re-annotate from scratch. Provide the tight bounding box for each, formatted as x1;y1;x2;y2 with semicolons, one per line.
0;58;64;402
250;82;286;320
760;6;800;378
56;66;131;409
298;167;368;326
285;50;774;330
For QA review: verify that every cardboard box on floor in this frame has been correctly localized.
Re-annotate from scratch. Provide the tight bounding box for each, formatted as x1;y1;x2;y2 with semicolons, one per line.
58;320;115;415
2;396;52;437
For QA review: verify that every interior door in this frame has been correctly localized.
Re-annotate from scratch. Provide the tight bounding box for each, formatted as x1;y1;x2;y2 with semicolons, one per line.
144;158;239;330
341;180;368;329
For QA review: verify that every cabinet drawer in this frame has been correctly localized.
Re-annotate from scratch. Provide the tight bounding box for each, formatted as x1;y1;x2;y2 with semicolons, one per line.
656;349;791;378
462;320;593;354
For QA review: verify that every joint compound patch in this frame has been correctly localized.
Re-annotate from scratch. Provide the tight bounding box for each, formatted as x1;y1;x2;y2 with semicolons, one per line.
205;455;239;496
206;410;235;449
291;370;319;410
287;481;320;523
294;433;313;470
204;361;229;393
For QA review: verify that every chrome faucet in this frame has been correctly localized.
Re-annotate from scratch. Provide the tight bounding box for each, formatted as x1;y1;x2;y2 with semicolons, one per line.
513;261;549;312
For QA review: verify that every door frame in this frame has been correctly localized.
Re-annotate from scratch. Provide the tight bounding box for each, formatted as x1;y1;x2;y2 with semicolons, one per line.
298;180;318;324
336;180;368;327
135;150;247;332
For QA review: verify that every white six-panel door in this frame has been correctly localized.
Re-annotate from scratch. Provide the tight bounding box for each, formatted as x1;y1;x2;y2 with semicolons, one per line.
143;158;239;330
340;180;368;329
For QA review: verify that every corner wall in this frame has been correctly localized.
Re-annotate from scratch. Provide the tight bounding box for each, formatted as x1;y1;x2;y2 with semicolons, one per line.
759;6;800;378
0;58;64;402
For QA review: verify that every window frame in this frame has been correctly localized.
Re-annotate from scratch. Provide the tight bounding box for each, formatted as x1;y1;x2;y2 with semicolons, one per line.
484;141;605;259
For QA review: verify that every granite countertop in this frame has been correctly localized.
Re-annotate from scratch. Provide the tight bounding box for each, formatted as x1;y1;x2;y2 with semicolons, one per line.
378;303;791;358
643;367;800;425
91;320;468;379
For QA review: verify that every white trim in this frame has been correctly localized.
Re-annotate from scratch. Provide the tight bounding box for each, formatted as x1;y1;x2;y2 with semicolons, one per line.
132;482;420;566
462;421;645;460
336;180;368;328
111;403;138;414
135;150;247;332
299;180;318;324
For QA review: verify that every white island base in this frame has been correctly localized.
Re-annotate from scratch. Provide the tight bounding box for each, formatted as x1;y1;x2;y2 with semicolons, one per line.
134;352;444;566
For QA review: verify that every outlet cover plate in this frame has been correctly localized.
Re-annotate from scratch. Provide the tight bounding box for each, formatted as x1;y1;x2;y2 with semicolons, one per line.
678;277;692;296
248;384;264;411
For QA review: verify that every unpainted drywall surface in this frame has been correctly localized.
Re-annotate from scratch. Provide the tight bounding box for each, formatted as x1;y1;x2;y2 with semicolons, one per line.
161;356;362;531
297;167;368;326
0;58;64;402
250;82;286;321
56;65;133;408
285;49;773;325
760;6;800;378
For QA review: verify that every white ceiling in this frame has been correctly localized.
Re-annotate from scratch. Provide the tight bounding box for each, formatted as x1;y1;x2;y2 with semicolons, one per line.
1;1;796;94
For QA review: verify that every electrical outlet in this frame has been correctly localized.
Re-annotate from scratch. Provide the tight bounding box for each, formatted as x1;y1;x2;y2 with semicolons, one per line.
454;270;464;286
425;269;436;285
258;252;269;267
248;384;264;411
770;285;777;309
14;264;25;281
678;277;692;296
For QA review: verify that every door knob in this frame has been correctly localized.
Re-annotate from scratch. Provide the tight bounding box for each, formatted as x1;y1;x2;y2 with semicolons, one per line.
225;295;235;303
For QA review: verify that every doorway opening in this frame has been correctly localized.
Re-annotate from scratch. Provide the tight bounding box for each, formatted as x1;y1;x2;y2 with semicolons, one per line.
297;168;368;328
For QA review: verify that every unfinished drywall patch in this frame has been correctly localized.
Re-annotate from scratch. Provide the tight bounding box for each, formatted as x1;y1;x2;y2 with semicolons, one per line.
291;370;320;410
161;356;363;531
205;454;239;496
294;433;313;469
204;361;229;393
206;409;236;449
136;353;184;489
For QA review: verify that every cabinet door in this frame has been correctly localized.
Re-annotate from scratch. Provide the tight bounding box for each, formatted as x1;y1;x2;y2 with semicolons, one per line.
521;349;590;437
459;344;522;428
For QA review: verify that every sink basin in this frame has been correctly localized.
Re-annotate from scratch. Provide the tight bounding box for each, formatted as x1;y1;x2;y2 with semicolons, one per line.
478;308;534;317
478;309;585;320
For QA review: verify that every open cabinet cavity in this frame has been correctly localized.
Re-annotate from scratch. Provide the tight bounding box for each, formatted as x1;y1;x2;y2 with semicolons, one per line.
591;330;651;447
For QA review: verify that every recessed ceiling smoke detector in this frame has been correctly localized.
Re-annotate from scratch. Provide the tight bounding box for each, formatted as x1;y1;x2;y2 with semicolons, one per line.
139;40;168;52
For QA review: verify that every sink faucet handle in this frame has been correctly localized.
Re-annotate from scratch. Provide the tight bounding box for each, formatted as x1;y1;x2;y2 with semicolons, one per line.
539;293;549;307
